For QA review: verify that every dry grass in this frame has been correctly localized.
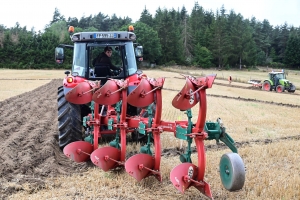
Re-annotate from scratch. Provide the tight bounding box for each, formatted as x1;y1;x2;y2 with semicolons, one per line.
157;88;300;150
0;69;66;79
1;69;300;199
0;69;66;101
156;67;300;88
9;140;300;200
0;80;51;101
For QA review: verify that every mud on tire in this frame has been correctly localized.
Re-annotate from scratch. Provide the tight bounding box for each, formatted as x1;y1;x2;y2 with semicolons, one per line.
57;86;83;149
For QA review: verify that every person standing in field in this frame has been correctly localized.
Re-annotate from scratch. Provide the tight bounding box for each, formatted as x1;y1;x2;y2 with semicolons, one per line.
228;75;232;84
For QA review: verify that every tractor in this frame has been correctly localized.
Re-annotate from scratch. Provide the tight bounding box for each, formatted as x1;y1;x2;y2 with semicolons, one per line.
55;25;245;199
261;70;296;93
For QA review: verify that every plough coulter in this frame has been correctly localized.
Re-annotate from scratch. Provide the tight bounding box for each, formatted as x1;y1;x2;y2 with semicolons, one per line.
55;26;245;199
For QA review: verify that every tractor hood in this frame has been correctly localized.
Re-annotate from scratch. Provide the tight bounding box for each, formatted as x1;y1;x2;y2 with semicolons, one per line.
279;79;289;83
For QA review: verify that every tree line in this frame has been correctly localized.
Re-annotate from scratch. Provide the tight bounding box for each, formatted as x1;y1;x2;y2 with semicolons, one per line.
0;2;300;69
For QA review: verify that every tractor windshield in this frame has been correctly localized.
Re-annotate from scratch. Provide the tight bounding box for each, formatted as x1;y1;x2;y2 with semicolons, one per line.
124;42;138;75
275;73;285;79
87;42;138;78
71;41;138;79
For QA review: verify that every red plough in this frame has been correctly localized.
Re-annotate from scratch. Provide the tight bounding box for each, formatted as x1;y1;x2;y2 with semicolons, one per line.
63;74;245;199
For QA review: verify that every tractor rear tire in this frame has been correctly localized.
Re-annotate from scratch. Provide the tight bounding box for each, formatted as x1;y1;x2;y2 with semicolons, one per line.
219;153;245;191
57;86;83;149
262;81;271;91
276;85;284;93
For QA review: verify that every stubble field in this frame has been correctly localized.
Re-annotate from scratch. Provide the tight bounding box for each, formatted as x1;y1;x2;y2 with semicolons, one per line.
0;68;299;200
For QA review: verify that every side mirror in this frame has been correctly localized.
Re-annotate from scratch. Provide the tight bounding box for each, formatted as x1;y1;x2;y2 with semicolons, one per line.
55;47;64;64
135;46;143;61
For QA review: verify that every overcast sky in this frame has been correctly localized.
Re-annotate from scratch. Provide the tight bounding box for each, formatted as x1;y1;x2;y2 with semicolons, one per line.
1;0;299;32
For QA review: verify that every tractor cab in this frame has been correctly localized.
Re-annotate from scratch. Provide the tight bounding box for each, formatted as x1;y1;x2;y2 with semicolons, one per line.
269;70;289;86
55;26;143;87
269;72;285;83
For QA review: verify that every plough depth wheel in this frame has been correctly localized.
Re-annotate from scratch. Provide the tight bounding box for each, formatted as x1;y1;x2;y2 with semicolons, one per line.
219;153;245;191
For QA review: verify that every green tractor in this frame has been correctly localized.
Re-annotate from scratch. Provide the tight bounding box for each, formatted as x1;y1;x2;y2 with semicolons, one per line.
262;70;296;93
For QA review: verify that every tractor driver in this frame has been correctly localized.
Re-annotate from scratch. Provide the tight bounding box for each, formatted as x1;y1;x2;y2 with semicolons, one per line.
92;46;122;72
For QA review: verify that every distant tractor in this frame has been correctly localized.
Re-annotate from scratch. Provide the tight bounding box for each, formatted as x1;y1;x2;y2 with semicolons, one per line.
249;70;296;93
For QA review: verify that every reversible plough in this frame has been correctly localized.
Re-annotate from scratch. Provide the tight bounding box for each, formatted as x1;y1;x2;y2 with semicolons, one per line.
63;73;245;199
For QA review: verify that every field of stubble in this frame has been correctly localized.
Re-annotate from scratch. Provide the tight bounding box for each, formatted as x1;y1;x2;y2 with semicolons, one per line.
0;68;299;200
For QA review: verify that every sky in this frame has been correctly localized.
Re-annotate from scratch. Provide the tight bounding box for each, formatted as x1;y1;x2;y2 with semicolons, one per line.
1;0;300;32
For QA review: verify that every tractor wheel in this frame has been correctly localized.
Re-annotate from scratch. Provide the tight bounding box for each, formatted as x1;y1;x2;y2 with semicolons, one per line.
262;81;271;91
219;153;245;191
132;103;156;144
276;85;284;93
57;86;83;149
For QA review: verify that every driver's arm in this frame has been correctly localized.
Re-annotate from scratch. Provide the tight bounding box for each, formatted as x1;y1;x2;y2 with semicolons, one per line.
108;60;122;71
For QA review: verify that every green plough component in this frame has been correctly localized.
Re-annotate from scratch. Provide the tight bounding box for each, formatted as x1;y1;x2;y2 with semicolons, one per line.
138;122;146;135
176;109;193;163
83;116;88;127
108;118;114;130
205;119;238;153
175;110;238;164
139;104;154;156
109;101;122;149
83;102;95;144
109;129;120;149
84;134;94;144
140;139;152;155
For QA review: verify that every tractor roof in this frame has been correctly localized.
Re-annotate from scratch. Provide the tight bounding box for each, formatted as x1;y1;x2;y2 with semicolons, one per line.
269;71;284;74
70;31;136;43
268;69;285;74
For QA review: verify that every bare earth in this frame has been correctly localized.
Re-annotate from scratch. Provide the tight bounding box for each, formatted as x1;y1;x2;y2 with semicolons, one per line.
0;79;89;199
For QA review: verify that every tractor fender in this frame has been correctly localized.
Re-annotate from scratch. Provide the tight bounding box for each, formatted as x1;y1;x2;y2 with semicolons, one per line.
263;79;273;85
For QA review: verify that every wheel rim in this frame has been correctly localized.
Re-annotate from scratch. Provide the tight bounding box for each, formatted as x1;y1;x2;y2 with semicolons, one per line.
220;155;234;189
263;83;270;90
277;86;282;92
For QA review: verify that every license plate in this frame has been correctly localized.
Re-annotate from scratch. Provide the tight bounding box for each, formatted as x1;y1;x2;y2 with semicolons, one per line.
94;33;114;38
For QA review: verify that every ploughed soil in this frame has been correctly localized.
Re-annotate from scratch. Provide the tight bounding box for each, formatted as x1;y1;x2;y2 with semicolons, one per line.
0;79;90;199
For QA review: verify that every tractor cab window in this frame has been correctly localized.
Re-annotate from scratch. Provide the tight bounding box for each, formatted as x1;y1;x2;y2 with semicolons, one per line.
276;73;284;79
88;45;123;78
72;43;86;77
124;42;138;76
